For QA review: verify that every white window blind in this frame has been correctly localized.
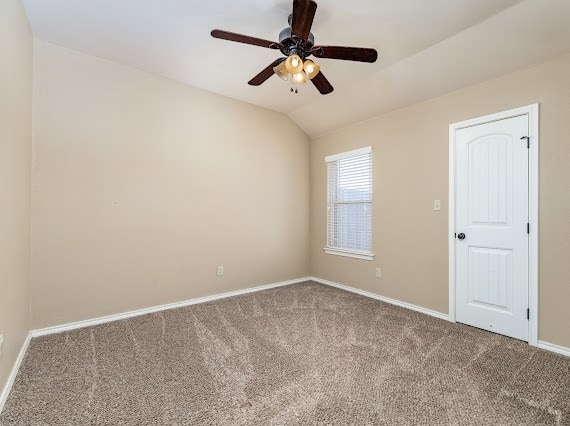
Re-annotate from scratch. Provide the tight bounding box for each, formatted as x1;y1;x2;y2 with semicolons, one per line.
325;147;373;260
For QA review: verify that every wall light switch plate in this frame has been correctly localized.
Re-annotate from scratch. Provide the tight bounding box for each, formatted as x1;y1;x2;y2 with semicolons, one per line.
375;268;382;278
433;200;441;211
217;266;224;277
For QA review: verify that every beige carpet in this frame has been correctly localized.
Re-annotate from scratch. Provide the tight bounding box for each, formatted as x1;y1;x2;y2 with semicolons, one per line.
1;281;569;425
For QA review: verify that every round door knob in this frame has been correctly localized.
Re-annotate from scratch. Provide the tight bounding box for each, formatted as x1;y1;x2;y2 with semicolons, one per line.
457;233;466;240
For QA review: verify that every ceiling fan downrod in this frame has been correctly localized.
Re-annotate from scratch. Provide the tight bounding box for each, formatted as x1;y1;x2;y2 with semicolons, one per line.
278;13;315;60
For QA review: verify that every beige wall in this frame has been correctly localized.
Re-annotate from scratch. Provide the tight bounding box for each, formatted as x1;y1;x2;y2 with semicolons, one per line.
0;0;33;396
31;41;310;329
22;37;570;349
311;53;570;348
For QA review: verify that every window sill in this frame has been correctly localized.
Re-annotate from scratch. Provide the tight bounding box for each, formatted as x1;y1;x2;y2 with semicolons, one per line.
323;248;374;261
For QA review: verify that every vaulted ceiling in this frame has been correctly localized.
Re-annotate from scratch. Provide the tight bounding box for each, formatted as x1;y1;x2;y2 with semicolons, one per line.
23;0;570;137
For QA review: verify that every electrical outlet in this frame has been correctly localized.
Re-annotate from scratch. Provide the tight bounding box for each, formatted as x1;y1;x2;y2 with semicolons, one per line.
217;266;224;277
0;334;3;358
375;267;382;278
433;200;441;211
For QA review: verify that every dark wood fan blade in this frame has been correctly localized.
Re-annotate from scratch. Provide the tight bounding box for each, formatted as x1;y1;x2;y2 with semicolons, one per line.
312;46;378;63
291;0;317;41
248;58;286;86
311;71;334;94
211;29;281;49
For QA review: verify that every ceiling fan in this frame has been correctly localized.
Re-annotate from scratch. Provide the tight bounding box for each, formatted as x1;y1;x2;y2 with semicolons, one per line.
211;0;378;95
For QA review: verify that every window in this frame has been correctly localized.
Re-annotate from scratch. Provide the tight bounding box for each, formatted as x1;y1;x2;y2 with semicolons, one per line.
325;147;373;260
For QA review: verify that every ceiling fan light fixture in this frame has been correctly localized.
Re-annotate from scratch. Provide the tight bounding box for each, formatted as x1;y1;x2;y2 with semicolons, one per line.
211;0;379;95
303;59;320;80
291;71;307;84
285;54;303;74
273;61;289;81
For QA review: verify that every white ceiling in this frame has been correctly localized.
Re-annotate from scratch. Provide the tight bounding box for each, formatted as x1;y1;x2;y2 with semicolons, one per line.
23;0;570;137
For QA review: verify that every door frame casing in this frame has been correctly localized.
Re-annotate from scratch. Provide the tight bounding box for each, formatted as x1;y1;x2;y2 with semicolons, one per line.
448;104;539;346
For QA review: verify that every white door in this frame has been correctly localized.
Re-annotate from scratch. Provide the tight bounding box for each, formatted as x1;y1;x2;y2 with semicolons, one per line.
455;115;529;341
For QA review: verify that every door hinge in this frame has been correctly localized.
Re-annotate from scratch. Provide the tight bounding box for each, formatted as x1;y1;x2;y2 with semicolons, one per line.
520;136;530;148
527;308;530;320
527;223;530;234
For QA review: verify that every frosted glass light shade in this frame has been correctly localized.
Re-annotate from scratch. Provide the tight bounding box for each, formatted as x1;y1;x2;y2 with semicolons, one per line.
285;54;303;74
291;71;307;84
303;59;320;80
273;61;289;81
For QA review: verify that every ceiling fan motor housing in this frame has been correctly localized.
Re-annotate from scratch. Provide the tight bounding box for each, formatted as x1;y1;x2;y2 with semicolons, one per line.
279;25;314;59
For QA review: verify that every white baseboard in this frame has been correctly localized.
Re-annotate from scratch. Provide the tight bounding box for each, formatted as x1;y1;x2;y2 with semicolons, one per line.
310;276;570;358
310;276;449;321
31;277;311;337
537;340;570;357
0;332;32;414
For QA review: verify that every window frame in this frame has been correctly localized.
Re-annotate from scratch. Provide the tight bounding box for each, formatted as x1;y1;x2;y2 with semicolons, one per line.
324;146;374;261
